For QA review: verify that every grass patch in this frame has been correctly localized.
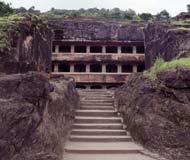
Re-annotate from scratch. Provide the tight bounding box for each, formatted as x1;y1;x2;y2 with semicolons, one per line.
144;58;190;80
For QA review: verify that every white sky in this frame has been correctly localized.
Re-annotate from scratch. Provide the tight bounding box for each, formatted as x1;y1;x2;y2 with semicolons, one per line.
4;0;190;16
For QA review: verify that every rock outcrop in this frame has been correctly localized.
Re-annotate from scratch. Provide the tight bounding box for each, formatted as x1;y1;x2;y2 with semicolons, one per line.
144;21;190;68
115;67;190;160
0;72;79;160
48;18;145;42
0;14;52;74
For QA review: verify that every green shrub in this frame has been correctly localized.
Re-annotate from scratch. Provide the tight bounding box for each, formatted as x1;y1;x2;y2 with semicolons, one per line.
144;58;190;80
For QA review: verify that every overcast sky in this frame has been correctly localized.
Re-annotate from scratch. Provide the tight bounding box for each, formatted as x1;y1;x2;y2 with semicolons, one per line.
4;0;190;16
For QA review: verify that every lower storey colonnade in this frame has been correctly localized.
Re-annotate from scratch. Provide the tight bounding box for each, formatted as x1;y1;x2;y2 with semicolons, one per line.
52;63;145;73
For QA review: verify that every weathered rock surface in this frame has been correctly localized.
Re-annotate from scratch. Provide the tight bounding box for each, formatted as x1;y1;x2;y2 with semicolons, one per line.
48;18;145;41
115;67;190;160
144;22;190;68
0;72;79;160
0;14;52;74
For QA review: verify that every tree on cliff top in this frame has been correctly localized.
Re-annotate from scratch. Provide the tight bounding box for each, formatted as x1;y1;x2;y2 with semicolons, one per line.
156;10;170;20
139;13;153;21
0;1;13;16
187;4;190;13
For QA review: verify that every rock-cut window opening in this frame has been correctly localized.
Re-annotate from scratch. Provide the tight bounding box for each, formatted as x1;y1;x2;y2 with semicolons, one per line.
106;64;118;73
74;64;86;72
121;46;133;54
75;45;86;53
58;63;70;72
90;64;102;72
137;65;145;72
122;65;133;73
59;45;71;53
136;46;145;54
106;46;118;53
90;46;102;53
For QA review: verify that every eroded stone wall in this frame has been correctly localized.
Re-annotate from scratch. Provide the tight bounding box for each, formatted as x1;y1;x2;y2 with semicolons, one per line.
115;68;190;160
0;72;79;160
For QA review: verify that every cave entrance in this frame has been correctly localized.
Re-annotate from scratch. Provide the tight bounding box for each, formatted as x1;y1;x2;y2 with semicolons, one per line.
90;46;102;53
106;46;117;53
58;63;70;72
74;64;86;72
106;64;118;73
122;65;133;73
90;64;102;72
75;45;86;53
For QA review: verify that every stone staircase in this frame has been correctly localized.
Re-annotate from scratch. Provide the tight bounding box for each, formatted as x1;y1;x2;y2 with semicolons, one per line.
64;89;159;160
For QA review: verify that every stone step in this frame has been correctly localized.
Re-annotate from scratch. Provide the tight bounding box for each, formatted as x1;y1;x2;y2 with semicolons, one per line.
81;99;113;103
81;97;113;100
71;129;127;136
78;90;112;93
81;102;113;106
80;95;113;98
76;110;116;117
73;123;123;130
69;135;132;142
65;153;156;160
75;116;121;123
80;106;114;110
65;142;143;154
79;93;113;96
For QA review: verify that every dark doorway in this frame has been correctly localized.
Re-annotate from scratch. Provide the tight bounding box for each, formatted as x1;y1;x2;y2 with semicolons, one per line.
91;85;102;89
76;85;86;89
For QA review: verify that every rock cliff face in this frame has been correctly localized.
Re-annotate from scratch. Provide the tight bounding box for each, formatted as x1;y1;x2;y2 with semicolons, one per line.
48;18;145;41
0;72;79;160
144;22;190;68
115;67;190;160
0;14;52;74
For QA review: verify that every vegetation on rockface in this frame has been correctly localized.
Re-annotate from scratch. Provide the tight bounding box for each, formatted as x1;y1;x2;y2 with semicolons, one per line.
0;11;49;52
0;14;25;50
144;58;190;80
